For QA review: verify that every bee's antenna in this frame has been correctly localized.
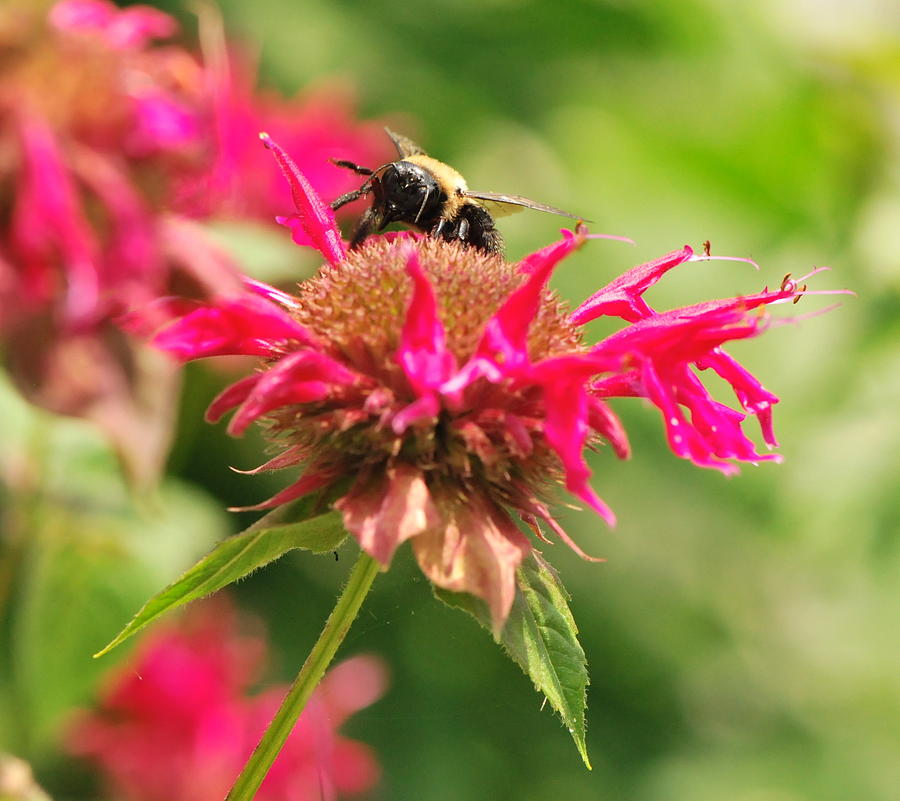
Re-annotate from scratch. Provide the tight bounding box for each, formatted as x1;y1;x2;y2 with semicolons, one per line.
413;185;431;225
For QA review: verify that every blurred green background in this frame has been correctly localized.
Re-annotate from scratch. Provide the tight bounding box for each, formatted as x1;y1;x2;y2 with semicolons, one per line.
3;0;899;799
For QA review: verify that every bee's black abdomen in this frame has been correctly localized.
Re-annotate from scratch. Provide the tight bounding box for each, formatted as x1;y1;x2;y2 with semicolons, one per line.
435;203;503;255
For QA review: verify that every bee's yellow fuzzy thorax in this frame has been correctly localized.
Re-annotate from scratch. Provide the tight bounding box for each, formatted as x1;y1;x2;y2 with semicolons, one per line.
405;154;469;217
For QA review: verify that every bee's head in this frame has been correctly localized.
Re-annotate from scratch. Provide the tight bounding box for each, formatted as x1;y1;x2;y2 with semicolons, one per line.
371;161;443;228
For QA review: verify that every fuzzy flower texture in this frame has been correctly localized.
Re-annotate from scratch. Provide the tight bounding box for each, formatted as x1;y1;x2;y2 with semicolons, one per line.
68;599;386;801
139;135;836;631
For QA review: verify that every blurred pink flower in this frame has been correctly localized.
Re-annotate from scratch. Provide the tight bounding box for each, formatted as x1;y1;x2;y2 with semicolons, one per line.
0;0;387;484
135;136;839;631
67;598;386;801
190;37;390;220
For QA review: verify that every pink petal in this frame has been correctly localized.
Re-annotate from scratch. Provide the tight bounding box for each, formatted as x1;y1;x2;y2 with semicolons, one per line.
438;356;504;400
128;90;200;155
391;393;441;435
397;246;456;393
699;349;780;447
12;113;100;326
275;214;315;248
158;217;244;298
242;277;300;310
639;360;738;474
336;464;440;565
152;296;319;360
517;226;583;276
672;365;779;463
587;395;630;459
260;133;346;266
319;654;389;722
571;245;694;325
69;144;160;302
593;303;761;366
227;350;364;435
328;740;382;797
411;491;531;635
499;411;534;458
118;296;199;338
106;4;177;48
206;374;260;423
530;355;616;526
50;0;177;48
49;0;116;34
475;229;580;372
229;464;339;511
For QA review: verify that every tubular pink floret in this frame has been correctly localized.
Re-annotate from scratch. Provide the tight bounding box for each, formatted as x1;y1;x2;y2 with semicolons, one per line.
639;360;739;475
151;295;320;360
206;374;260;423
531;355;617;526
476;229;582;372
227;350;365;435
242;277;302;311
398;246;456;394
571;245;694;325
229;464;340;512
259;132;346;266
50;0;177;49
14;113;102;327
517;227;584;276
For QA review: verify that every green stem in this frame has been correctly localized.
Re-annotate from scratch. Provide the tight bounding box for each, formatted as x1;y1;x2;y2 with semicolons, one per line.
226;549;380;801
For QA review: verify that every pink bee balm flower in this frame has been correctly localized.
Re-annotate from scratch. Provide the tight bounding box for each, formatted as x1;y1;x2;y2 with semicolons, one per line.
194;59;392;222
139;135;838;631
0;0;235;484
67;597;386;801
0;0;386;484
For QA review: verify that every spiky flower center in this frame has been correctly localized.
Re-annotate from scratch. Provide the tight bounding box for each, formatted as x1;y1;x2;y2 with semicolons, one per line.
269;238;586;493
293;237;582;365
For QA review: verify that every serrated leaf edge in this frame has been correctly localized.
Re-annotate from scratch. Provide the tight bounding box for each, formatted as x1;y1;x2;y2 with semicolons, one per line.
93;510;346;658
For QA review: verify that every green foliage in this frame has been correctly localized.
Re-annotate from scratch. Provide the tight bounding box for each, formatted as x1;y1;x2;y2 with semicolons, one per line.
9;479;227;758
436;553;590;768
95;497;347;657
0;378;230;757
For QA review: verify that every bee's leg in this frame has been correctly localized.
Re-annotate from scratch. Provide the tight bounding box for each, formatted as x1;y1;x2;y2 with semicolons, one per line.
330;158;374;176
456;216;470;243
348;206;382;250
430;217;449;240
331;187;367;211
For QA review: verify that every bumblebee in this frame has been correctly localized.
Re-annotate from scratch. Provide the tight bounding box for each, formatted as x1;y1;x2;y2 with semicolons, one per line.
330;129;584;255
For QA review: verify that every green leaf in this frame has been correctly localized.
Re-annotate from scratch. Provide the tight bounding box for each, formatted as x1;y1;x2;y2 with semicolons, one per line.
435;552;591;768
6;474;229;756
94;497;347;658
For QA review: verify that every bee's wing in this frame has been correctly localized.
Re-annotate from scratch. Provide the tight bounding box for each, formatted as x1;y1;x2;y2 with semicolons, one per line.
464;190;588;221
385;128;426;158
